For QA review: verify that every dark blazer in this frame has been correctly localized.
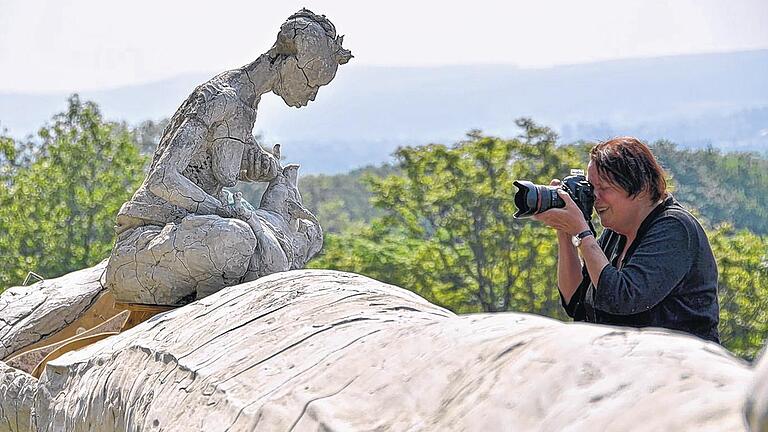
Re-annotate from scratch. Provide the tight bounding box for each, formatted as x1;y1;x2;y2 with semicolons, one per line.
562;195;720;343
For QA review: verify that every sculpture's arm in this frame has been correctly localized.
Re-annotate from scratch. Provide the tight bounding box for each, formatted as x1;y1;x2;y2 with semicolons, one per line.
146;119;231;217
210;125;278;186
211;126;246;188
209;94;278;185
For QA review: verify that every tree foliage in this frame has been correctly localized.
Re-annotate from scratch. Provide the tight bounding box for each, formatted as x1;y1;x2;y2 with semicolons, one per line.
309;121;768;358
312;120;585;315
298;164;399;234
2;102;766;359
652;140;768;235
710;225;768;360
0;95;146;290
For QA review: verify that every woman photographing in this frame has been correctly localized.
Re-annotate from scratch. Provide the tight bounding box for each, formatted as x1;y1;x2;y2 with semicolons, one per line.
534;137;720;343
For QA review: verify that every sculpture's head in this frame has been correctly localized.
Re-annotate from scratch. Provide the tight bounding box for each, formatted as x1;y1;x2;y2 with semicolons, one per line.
269;9;353;108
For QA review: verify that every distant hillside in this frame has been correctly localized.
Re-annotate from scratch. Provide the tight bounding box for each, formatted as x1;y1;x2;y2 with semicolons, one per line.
2;50;766;174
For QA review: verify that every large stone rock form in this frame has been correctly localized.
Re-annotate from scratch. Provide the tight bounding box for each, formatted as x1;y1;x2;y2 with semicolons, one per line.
0;362;36;432
0;268;755;431
0;261;110;360
747;347;768;431
104;8;352;306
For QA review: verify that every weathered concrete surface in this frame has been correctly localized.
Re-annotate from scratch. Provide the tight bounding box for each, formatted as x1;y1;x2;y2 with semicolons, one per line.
0;361;36;432
0;261;108;360
747;347;768;432
6;310;130;376
16;269;750;432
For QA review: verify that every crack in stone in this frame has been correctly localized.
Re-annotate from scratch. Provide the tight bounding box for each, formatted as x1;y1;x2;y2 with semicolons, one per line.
287;377;357;432
177;303;293;361
226;328;383;430
295;62;315;89
493;341;527;361
244;68;257;94
213;135;247;145
220;316;375;386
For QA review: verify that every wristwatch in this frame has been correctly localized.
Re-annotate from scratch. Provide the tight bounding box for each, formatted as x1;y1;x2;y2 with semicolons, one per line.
571;229;594;248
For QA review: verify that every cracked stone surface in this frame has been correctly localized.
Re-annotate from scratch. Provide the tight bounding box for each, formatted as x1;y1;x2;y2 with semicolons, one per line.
104;8;352;306
0;268;752;432
0;261;108;361
747;347;768;431
0;361;36;432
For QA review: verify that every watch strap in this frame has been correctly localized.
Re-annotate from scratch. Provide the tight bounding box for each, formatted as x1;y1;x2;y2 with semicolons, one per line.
576;229;594;240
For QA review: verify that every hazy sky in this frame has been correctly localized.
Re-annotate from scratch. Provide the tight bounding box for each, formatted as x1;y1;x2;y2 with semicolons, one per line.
1;0;767;93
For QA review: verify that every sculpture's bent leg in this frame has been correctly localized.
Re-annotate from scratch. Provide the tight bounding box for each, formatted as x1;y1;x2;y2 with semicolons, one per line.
291;218;323;269
106;214;257;306
240;225;290;283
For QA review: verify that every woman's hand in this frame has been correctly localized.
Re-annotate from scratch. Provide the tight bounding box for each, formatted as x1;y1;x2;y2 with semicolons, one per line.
214;190;249;221
240;144;280;182
533;179;590;236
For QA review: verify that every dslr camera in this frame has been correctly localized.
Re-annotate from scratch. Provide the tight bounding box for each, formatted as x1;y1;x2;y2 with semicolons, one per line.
513;169;595;222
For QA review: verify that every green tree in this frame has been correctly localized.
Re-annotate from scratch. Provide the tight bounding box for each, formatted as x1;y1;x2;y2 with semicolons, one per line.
652;140;768;235
309;222;450;305
0;132;37;184
0;95;147;291
311;120;586;315
298;164;399;234
709;225;768;360
0;133;15;183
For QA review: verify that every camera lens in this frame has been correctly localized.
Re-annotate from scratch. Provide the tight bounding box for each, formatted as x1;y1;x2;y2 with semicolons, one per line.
513;181;565;218
513;181;538;217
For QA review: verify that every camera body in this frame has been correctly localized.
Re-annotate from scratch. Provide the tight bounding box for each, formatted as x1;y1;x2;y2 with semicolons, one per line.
513;169;595;221
560;171;595;222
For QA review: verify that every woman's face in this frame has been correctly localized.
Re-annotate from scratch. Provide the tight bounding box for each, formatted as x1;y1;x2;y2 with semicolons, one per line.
274;54;338;107
273;21;340;108
587;161;645;234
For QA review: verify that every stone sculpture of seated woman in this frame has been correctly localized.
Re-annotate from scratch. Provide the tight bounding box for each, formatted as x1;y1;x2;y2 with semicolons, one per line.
105;9;352;306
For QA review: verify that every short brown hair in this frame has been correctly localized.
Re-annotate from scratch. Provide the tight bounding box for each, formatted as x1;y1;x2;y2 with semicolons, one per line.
589;137;667;202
